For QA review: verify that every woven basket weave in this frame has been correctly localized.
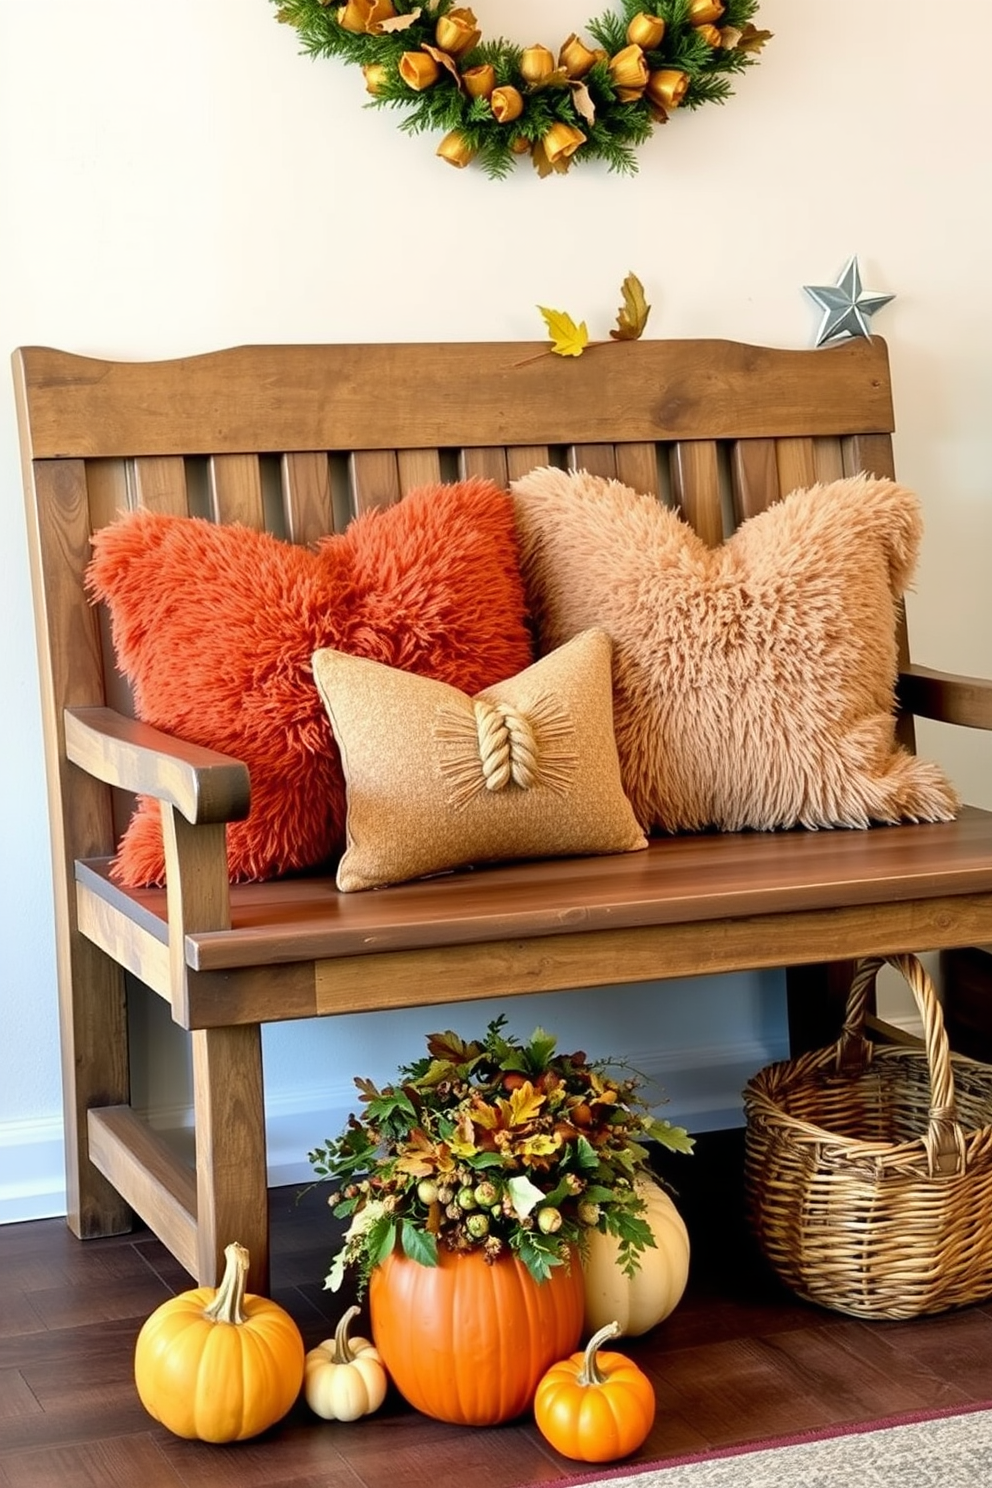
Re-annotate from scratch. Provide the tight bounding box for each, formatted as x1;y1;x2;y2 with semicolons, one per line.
743;954;992;1319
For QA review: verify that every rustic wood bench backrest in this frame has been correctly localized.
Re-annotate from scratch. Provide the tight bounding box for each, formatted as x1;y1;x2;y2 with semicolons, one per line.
15;334;901;867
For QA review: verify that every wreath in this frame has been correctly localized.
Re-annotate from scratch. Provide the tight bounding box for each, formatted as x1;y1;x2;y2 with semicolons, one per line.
273;1;771;178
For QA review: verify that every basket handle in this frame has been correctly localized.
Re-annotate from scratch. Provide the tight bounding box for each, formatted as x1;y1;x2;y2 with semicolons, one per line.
836;954;966;1177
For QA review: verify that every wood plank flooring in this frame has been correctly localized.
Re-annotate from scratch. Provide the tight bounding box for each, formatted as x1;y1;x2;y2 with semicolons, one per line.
3;1131;992;1487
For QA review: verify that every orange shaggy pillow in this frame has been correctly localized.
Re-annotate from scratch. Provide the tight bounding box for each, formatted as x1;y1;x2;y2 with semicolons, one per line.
510;468;959;833
87;479;533;884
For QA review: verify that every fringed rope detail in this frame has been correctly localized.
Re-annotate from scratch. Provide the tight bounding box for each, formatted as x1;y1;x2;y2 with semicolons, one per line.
436;693;577;810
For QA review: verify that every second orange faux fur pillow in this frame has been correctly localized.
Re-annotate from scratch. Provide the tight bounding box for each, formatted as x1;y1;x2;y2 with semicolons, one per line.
511;468;959;834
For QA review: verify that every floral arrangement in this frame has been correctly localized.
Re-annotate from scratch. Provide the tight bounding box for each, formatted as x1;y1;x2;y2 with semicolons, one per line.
273;0;771;178
311;1018;693;1290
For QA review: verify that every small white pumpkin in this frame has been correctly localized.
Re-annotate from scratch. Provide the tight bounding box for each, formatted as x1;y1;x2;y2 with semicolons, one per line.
582;1178;690;1337
304;1304;388;1421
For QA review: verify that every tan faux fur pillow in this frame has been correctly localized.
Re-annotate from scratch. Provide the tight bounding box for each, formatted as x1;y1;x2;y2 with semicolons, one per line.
510;468;959;834
311;628;647;891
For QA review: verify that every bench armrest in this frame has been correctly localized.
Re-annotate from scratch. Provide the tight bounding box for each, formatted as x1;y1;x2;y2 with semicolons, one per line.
64;706;251;825
899;665;992;731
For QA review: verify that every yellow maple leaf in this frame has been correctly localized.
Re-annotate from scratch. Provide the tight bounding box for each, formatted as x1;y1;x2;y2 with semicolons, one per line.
505;1079;546;1126
538;305;590;358
610;272;651;342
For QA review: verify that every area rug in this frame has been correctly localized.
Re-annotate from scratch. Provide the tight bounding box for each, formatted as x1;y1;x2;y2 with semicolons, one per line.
551;1404;992;1487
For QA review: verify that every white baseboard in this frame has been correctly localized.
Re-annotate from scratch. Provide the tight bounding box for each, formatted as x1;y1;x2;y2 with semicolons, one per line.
0;1116;67;1224
0;1035;789;1223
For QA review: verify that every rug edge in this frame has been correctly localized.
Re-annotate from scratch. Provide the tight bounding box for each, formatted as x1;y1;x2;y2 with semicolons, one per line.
535;1398;992;1487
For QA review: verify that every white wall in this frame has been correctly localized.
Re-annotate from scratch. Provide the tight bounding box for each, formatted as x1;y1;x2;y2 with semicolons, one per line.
2;1;990;1221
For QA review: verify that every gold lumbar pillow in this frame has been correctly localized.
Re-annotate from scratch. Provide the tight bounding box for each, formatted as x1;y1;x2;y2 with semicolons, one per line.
311;627;647;892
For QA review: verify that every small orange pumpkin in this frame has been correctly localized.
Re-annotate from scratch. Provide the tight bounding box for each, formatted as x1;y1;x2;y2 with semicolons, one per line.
134;1241;305;1442
533;1319;656;1462
369;1245;584;1425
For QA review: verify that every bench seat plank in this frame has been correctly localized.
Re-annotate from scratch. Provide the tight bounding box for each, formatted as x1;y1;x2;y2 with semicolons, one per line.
76;806;992;973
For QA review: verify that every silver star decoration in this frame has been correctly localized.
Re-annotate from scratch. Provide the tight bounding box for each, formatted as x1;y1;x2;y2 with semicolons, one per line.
803;256;895;347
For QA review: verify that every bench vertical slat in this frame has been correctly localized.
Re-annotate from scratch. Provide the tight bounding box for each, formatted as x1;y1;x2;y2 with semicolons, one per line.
812;436;846;485
208;453;265;527
398;448;443;493
569;443;618;478
350;450;400;514
773;436;819;498
730;438;778;522
460;447;509;486
129;456;190;517
671;439;723;546
85;462;138;755
616;442;662;498
841;434;912;742
506;446;550;482
281;451;334;544
844;432;896;482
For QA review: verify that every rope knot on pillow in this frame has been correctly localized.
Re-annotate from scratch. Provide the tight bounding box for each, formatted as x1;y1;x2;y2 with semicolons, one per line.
437;694;578;808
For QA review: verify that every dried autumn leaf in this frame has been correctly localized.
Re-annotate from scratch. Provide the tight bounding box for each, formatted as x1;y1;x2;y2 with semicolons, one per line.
425;1030;478;1064
610;272;651;342
736;24;774;54
378;8;422;31
423;43;464;89
538;305;589;357
393;1127;441;1177
568;79;597;126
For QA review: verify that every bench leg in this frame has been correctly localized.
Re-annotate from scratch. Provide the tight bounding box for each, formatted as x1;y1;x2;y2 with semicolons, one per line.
61;937;133;1240
192;1023;269;1292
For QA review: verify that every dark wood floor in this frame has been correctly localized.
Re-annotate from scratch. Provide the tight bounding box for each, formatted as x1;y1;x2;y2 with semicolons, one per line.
4;1131;992;1487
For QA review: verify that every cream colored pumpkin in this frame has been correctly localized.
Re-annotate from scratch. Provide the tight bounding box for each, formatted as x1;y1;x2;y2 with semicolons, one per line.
582;1179;690;1337
304;1305;388;1421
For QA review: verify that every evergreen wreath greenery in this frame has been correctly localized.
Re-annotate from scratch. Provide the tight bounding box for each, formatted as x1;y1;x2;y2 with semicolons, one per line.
273;0;770;178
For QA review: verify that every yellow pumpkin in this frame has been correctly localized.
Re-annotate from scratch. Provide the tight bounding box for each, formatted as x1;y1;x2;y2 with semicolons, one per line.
582;1178;690;1336
134;1241;305;1442
305;1305;388;1421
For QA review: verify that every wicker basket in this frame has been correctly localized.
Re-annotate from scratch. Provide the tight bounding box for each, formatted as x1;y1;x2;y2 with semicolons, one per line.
743;954;992;1319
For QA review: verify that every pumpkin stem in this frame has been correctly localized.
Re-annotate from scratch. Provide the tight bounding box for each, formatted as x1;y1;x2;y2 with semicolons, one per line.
202;1241;250;1325
577;1320;621;1386
332;1304;362;1365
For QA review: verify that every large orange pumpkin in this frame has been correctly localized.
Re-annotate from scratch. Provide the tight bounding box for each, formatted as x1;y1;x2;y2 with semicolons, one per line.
368;1246;584;1425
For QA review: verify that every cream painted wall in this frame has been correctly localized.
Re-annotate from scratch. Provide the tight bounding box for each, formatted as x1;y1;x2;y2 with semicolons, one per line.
2;1;990;1219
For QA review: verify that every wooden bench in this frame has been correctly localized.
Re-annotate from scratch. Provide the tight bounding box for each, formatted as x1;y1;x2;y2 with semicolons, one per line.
14;335;992;1294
